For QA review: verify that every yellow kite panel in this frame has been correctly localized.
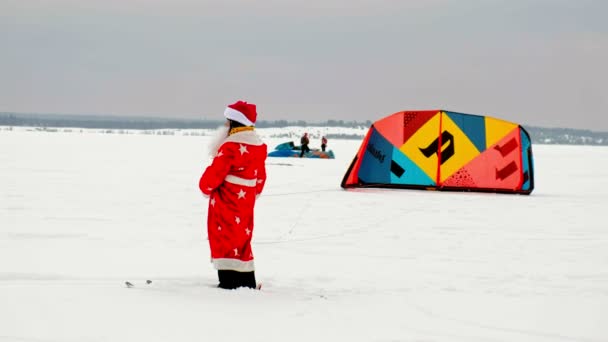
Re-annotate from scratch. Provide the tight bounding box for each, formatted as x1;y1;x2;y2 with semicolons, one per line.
485;117;518;148
400;112;441;181
439;112;481;182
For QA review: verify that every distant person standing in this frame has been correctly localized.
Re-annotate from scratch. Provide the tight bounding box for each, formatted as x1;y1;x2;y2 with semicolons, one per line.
321;136;328;152
300;132;310;157
199;100;267;290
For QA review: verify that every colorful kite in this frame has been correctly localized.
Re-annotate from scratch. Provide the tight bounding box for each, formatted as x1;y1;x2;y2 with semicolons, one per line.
341;110;534;194
268;141;335;159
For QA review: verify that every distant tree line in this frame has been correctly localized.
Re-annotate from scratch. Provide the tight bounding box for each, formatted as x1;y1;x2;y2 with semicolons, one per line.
0;112;373;130
1;112;607;145
0;112;223;130
525;126;608;145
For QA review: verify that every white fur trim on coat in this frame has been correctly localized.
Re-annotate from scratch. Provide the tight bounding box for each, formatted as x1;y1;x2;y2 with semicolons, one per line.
225;175;257;187
212;258;255;272
223;130;264;146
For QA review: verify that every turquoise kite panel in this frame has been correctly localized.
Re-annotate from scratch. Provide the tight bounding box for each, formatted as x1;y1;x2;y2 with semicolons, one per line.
390;147;435;186
520;128;532;191
445;111;487;152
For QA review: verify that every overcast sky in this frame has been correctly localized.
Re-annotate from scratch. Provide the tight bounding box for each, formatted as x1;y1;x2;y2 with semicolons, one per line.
1;0;606;130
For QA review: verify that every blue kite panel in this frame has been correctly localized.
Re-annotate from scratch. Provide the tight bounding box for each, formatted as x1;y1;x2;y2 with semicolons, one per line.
520;128;532;191
358;128;393;184
445;111;486;153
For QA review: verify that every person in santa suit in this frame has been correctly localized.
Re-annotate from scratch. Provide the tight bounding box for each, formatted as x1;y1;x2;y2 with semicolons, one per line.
199;100;267;289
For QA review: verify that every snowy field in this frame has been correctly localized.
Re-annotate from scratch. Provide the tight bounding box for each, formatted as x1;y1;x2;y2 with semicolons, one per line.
1;127;607;342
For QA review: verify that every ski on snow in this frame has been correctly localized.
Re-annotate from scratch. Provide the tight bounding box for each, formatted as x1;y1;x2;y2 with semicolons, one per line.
124;279;262;290
125;280;152;288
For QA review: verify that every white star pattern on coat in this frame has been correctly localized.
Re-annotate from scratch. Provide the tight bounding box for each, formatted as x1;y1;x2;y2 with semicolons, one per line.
217;225;222;231
210;198;216;207
206;187;213;192
254;169;258;176
245;228;251;236
238;144;248;155
235;216;241;224
237;189;246;199
233;248;239;256
257;179;264;184
217;151;223;158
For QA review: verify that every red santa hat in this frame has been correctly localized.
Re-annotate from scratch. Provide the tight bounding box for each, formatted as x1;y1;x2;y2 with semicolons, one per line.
224;100;257;126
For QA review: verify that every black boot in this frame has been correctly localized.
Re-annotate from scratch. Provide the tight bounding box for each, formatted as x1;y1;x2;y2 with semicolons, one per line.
238;271;257;289
218;270;239;289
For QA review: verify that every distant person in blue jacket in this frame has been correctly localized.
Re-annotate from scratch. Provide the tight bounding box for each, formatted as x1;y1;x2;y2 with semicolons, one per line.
300;132;310;157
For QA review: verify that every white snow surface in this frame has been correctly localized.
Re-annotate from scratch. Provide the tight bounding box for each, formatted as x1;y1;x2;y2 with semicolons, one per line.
1;127;607;342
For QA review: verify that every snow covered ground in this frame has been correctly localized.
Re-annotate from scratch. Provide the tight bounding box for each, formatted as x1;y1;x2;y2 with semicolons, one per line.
1;127;607;342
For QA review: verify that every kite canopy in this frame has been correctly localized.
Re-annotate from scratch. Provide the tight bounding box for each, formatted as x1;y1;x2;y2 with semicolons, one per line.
341;110;534;194
268;141;335;159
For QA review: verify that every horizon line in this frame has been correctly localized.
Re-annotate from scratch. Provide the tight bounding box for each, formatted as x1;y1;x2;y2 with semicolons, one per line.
1;111;606;134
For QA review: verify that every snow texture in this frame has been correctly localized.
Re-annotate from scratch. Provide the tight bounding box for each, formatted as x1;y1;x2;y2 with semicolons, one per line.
1;127;607;342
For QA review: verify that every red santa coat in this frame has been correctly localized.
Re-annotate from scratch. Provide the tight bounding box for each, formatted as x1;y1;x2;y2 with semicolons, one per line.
199;130;267;272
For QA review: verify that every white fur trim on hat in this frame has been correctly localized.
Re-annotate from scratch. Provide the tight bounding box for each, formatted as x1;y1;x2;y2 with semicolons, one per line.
224;106;255;126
